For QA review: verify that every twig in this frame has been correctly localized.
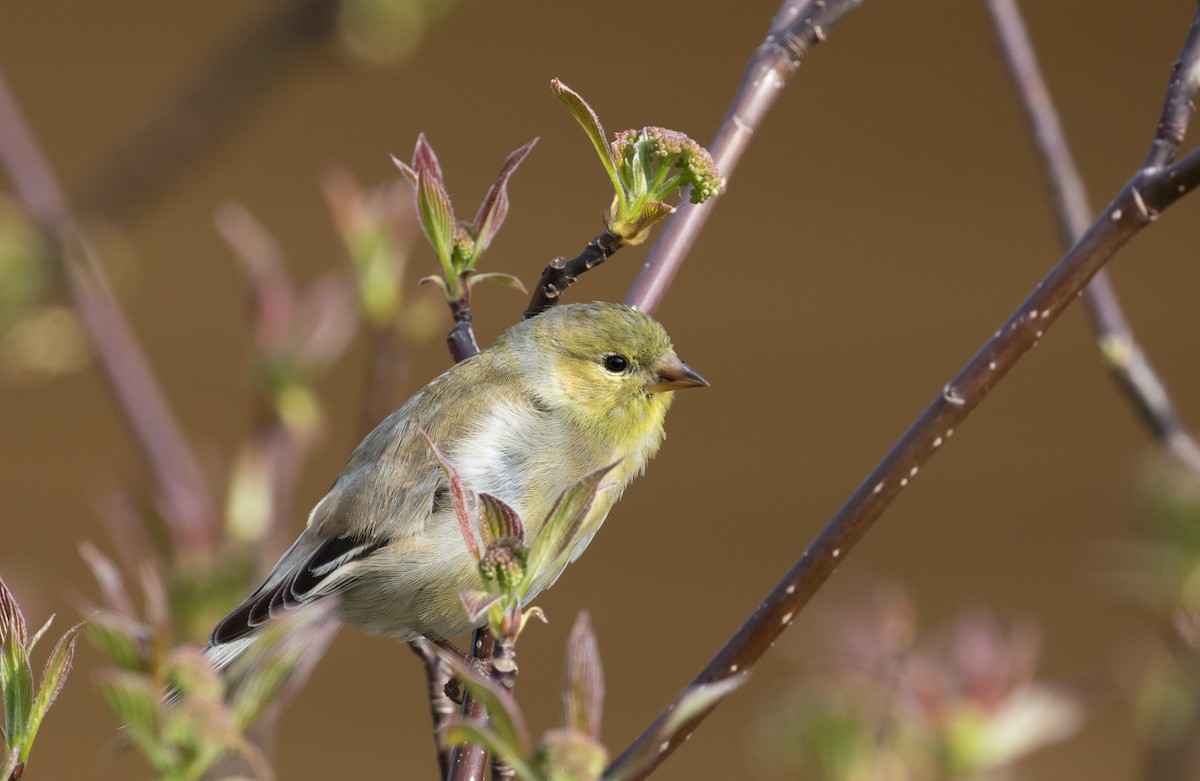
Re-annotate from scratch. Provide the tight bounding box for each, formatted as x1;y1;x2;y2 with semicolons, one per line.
524;230;623;318
409;642;455;779
624;0;865;315
447;283;481;363
607;4;1200;778
986;0;1200;473
446;628;496;781
0;69;217;551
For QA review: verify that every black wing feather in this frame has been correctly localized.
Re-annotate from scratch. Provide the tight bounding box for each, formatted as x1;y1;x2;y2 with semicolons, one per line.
209;535;385;645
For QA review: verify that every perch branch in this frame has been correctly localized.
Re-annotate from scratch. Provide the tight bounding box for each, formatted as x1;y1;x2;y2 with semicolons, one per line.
986;0;1200;472
608;4;1200;778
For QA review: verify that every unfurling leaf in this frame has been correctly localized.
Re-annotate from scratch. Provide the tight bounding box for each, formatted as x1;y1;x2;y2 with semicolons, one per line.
23;622;83;762
523;461;619;597
564;611;604;740
466;272;528;294
420;431;478;562
416;166;456;278
478;493;524;546
552;80;625;208
472;138;538;254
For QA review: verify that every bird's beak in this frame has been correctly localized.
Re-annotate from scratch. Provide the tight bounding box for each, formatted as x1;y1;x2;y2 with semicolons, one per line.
647;354;709;393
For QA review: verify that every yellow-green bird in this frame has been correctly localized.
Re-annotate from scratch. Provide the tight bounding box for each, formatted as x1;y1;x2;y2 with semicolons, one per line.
208;302;705;664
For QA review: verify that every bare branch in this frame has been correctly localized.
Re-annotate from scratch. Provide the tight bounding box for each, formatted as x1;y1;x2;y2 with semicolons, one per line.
623;0;865;315
986;0;1200;472
447;628;496;781
607;5;1200;778
525;230;623;318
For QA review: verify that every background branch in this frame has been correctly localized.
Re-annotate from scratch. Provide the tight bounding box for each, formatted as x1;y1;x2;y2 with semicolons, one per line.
0;70;217;551
608;4;1200;778
986;0;1200;473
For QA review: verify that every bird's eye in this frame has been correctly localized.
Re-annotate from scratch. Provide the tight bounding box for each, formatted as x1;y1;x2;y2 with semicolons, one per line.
602;353;629;374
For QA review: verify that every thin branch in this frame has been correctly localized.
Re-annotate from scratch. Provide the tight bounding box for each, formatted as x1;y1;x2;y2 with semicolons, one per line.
624;0;865;315
524;230;623;318
607;5;1200;778
446;628;496;781
0;69;217;551
447;286;481;363
986;0;1200;473
409;642;455;779
1144;7;1200;170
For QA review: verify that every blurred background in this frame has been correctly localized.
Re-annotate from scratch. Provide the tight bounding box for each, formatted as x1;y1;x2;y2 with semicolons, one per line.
2;1;1200;778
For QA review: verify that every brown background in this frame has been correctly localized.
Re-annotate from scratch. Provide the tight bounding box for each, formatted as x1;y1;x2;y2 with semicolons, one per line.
3;1;1199;778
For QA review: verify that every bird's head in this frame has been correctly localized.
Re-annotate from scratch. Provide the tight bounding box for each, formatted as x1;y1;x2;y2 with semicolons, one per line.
505;302;707;446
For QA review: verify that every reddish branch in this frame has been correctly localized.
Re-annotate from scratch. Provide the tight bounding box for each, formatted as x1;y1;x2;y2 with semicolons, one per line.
608;3;1200;779
986;0;1200;473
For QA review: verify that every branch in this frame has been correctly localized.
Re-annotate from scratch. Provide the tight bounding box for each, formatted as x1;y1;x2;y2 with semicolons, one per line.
0;69;218;551
607;5;1200;778
624;0;865;315
524;230;623;318
446;628;496;781
986;0;1200;473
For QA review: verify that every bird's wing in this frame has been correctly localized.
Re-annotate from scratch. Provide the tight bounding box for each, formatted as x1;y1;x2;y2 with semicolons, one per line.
209;355;520;647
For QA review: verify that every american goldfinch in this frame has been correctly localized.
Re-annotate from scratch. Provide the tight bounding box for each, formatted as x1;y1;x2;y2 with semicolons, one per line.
208;302;705;665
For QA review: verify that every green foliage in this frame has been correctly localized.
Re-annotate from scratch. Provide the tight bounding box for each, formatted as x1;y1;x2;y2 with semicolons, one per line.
393;134;535;301
81;545;337;781
551;80;722;245
0;575;84;780
747;592;1083;781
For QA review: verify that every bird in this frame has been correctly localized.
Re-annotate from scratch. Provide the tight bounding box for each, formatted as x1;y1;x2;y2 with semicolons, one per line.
207;301;706;666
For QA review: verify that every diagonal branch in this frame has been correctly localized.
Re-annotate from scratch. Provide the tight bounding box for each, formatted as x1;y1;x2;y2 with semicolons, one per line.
524;230;623;318
607;4;1200;778
0;69;217;551
624;0;865;315
986;0;1200;473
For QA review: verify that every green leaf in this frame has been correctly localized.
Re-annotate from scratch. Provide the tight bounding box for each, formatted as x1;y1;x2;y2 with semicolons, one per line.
563;611;604;739
26;615;53;655
471;138;538;254
417;166;456;279
22;621;83;763
85;612;146;671
420;430;479;562
550;80;626;212
439;651;532;757
96;671;166;766
442;720;541;781
523;461;619;597
0;612;33;757
466;272;528;295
